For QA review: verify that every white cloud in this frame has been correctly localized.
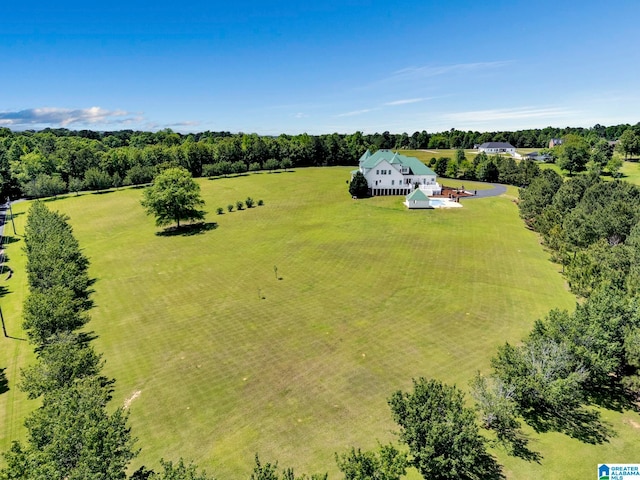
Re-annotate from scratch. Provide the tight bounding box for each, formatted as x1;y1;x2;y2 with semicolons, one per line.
336;108;378;117
0;107;140;128
443;106;575;123
384;98;424;106
389;61;512;81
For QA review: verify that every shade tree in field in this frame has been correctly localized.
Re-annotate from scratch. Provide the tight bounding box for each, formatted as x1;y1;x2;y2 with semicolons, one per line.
141;167;206;228
469;373;539;461
247;455;327;480
335;444;407;480
131;458;213;480
590;138;614;168
617;128;640;159
388;377;503;480
555;135;590;175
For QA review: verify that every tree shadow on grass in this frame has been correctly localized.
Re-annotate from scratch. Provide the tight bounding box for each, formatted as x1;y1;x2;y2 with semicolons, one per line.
1;235;20;245
586;380;640;413
206;173;251;181
42;196;68;203
91;190;115;195
156;222;218;237
524;406;614;444
0;368;8;394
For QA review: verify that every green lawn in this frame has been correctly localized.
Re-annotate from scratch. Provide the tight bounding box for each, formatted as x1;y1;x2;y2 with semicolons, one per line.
619;159;640;185
1;167;638;479
402;148;479;163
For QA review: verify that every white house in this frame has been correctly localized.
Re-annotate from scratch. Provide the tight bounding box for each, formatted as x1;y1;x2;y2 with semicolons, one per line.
477;142;516;156
354;149;441;196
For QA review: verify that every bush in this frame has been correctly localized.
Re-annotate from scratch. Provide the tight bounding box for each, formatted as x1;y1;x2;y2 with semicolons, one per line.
264;158;280;172
236;200;244;210
227;204;234;212
231;161;247;174
68;177;84;196
280;158;293;171
202;164;217;177
245;197;254;208
349;171;369;198
249;162;261;172
258;199;264;206
84;168;113;191
124;165;155;186
216;207;224;215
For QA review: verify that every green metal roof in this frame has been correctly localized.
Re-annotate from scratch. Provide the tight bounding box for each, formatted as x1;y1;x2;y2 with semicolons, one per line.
388;153;402;165
406;189;430;201
358;149;372;164
360;149;436;176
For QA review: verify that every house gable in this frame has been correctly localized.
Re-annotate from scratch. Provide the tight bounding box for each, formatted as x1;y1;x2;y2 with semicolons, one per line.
357;149;440;196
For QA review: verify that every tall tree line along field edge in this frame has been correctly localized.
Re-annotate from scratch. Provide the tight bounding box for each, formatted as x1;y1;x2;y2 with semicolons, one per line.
1;167;639;479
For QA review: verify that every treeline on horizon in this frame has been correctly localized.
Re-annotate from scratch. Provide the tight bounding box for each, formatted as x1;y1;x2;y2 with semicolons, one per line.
0;122;638;199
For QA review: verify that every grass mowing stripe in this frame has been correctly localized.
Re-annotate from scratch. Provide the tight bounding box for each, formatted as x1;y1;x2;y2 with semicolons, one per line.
1;167;637;480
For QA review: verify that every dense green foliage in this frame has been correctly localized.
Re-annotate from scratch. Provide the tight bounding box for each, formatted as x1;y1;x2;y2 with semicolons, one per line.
519;174;640;295
3;169;637;478
2;203;136;480
388;378;502;480
1;123;638;199
141;167;206;228
474;171;640;454
335;445;406;480
428;153;541;186
348;171;369;197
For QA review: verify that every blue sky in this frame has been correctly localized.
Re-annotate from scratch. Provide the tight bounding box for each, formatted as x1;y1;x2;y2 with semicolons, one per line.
1;0;639;135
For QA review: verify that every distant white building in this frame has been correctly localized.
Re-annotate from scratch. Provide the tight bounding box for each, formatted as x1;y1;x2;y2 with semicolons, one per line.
353;149;441;197
477;142;516;155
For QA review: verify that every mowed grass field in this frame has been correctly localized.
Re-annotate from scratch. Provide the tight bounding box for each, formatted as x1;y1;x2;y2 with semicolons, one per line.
1;167;639;479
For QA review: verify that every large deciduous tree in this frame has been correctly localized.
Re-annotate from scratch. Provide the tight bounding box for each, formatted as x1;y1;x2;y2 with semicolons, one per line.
556;135;589;175
617;128;640;159
388;377;502;480
141;167;206;228
336;444;406;480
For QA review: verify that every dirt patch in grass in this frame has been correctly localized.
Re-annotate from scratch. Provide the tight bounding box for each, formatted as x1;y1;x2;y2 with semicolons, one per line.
624;417;640;429
124;390;142;409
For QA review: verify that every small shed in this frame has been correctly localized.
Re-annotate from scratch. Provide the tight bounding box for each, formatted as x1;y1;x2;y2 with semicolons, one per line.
404;189;432;209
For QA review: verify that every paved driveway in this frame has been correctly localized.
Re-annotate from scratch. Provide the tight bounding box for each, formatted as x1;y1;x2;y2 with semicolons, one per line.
464;183;507;199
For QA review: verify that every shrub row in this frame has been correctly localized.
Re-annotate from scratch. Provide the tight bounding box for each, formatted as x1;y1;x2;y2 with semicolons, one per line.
217;197;263;214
